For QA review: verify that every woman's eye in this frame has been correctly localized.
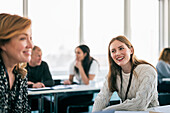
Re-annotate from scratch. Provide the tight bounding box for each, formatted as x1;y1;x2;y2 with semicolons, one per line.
111;50;115;53
120;47;124;50
20;37;26;40
30;36;32;40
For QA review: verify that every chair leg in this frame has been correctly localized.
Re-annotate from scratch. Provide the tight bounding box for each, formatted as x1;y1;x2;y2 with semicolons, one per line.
66;106;70;113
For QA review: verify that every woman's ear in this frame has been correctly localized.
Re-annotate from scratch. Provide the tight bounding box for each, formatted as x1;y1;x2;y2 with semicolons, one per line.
0;45;6;51
130;47;134;55
84;52;87;57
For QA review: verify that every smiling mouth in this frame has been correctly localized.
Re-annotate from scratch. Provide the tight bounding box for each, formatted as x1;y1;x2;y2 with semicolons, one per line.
23;51;31;55
116;57;124;61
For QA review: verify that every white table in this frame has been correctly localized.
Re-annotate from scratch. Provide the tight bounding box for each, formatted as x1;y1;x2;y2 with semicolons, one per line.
28;85;100;113
146;105;170;113
101;106;170;113
162;78;170;82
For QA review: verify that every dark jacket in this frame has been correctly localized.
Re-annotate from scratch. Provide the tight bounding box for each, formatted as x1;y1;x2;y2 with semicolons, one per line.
26;61;54;87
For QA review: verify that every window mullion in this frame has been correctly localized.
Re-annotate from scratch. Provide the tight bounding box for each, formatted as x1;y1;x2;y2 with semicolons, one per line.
23;0;28;17
124;0;131;41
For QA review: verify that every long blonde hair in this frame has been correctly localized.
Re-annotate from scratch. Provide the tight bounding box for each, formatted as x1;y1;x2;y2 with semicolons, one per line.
0;13;32;78
107;35;156;92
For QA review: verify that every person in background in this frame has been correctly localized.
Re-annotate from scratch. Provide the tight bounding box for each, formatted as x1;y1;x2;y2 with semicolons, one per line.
59;44;99;113
27;45;54;88
64;44;99;85
92;35;159;112
156;47;170;93
26;45;54;112
0;13;33;112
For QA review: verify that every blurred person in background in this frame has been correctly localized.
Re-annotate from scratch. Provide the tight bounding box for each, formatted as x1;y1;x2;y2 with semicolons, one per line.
27;45;54;113
27;45;54;88
59;44;99;113
156;47;170;93
64;44;99;85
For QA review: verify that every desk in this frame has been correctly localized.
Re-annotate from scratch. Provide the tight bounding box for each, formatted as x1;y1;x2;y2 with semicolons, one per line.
146;105;170;113
113;106;170;113
162;78;170;82
158;78;170;93
28;85;100;113
95;105;170;113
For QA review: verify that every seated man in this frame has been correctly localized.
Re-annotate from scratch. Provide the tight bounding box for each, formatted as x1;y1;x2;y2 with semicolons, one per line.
27;45;54;113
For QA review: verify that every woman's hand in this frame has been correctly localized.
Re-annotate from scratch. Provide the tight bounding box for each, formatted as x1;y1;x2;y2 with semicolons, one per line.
32;82;45;88
63;80;72;85
27;81;34;85
75;60;83;69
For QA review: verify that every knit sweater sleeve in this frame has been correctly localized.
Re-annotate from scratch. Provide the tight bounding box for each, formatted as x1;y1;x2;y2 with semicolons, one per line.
103;65;158;111
92;77;113;112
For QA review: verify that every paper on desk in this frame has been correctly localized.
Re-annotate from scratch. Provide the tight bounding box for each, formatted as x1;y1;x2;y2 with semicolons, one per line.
162;78;170;82
111;111;162;113
115;111;149;113
28;87;52;91
52;85;78;90
147;105;170;113
149;111;163;113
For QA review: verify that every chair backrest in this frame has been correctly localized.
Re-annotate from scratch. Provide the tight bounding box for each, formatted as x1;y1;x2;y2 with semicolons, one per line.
158;93;170;106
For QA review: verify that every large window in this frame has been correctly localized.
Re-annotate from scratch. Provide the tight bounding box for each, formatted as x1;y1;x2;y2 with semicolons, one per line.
0;0;161;77
83;0;124;70
0;0;23;16
131;0;159;66
28;0;79;75
27;0;159;77
28;0;124;77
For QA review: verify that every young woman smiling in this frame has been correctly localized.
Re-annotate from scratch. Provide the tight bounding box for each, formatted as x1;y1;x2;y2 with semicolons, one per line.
92;35;159;112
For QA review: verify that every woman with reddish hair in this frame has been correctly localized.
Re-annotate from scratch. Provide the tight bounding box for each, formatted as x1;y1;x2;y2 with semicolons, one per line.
0;13;33;112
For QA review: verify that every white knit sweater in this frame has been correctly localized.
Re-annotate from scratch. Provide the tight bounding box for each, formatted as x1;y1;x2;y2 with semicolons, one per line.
92;64;159;112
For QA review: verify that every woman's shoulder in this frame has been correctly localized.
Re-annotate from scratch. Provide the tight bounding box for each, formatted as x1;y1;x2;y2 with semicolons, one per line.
90;59;99;68
157;60;169;67
135;64;157;76
92;59;98;65
69;60;76;70
136;64;154;70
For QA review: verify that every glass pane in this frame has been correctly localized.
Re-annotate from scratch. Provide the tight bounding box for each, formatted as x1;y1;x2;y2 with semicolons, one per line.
28;0;79;75
84;0;124;68
131;0;159;66
0;0;23;16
